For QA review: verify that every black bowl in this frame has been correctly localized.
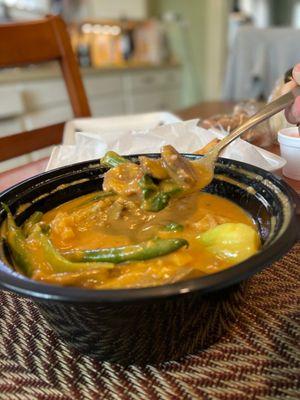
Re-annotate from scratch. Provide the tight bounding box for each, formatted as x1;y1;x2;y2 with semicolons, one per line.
0;155;299;365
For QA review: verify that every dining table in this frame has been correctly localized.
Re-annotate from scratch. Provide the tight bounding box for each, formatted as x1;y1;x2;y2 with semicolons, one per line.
0;101;299;400
0;101;299;194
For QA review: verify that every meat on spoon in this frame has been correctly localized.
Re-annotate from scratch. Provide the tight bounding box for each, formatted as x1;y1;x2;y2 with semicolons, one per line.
161;145;215;192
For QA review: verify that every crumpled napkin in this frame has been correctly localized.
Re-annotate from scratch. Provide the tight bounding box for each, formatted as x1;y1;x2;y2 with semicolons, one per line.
46;119;277;171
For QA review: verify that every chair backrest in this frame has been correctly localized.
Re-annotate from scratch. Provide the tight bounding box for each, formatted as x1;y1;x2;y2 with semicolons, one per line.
0;15;91;162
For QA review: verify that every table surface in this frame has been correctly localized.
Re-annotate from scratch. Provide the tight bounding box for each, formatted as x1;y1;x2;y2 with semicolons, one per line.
0;101;299;399
0;101;299;194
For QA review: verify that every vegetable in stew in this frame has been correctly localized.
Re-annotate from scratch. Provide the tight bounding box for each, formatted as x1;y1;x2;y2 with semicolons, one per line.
1;147;260;289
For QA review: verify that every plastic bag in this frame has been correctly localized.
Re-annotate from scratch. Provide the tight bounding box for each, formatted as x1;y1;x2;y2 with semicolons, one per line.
201;100;274;148
201;68;295;148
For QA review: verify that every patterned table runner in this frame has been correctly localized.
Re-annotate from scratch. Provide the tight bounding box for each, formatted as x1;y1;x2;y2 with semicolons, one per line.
0;243;299;400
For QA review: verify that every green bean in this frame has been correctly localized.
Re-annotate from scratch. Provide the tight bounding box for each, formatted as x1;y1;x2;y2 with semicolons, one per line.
31;227;114;274
143;192;170;212
72;191;115;210
0;238;7;264
145;179;183;212
101;151;129;168
159;180;182;196
2;203;35;276
101;152;185;213
138;175;169;211
63;237;188;264
22;211;43;237
139;176;183;212
162;222;184;232
140;191;169;212
139;175;157;192
139;175;158;200
2;204;114;275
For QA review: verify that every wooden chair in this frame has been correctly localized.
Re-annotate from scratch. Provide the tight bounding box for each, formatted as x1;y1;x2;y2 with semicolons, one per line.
0;15;91;163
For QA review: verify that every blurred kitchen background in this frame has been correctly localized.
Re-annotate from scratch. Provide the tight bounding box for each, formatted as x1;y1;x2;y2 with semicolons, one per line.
0;0;300;171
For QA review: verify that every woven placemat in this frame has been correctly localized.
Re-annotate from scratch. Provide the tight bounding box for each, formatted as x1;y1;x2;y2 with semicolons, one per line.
0;243;299;400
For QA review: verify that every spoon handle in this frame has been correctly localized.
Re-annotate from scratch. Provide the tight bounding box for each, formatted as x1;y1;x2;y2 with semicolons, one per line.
213;86;300;154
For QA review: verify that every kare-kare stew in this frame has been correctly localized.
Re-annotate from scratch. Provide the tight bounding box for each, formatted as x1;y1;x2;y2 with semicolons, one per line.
1;146;260;289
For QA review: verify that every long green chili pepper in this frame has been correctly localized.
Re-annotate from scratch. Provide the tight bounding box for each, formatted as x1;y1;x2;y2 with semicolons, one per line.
101;151;129;168
63;237;189;264
2;203;35;276
22;211;43;237
31;227;114;274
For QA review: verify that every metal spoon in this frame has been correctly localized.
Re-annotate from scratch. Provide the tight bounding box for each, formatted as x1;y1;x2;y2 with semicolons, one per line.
194;86;300;190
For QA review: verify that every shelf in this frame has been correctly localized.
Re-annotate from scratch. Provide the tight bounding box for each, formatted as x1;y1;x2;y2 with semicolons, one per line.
0;62;181;83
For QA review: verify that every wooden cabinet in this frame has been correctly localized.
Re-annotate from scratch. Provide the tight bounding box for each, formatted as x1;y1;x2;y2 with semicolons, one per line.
23;105;73;131
89;96;125;117
0;64;182;171
126;69;182;92
0;117;24;138
84;67;182;115
22;79;69;112
84;74;123;97
0;86;25;139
